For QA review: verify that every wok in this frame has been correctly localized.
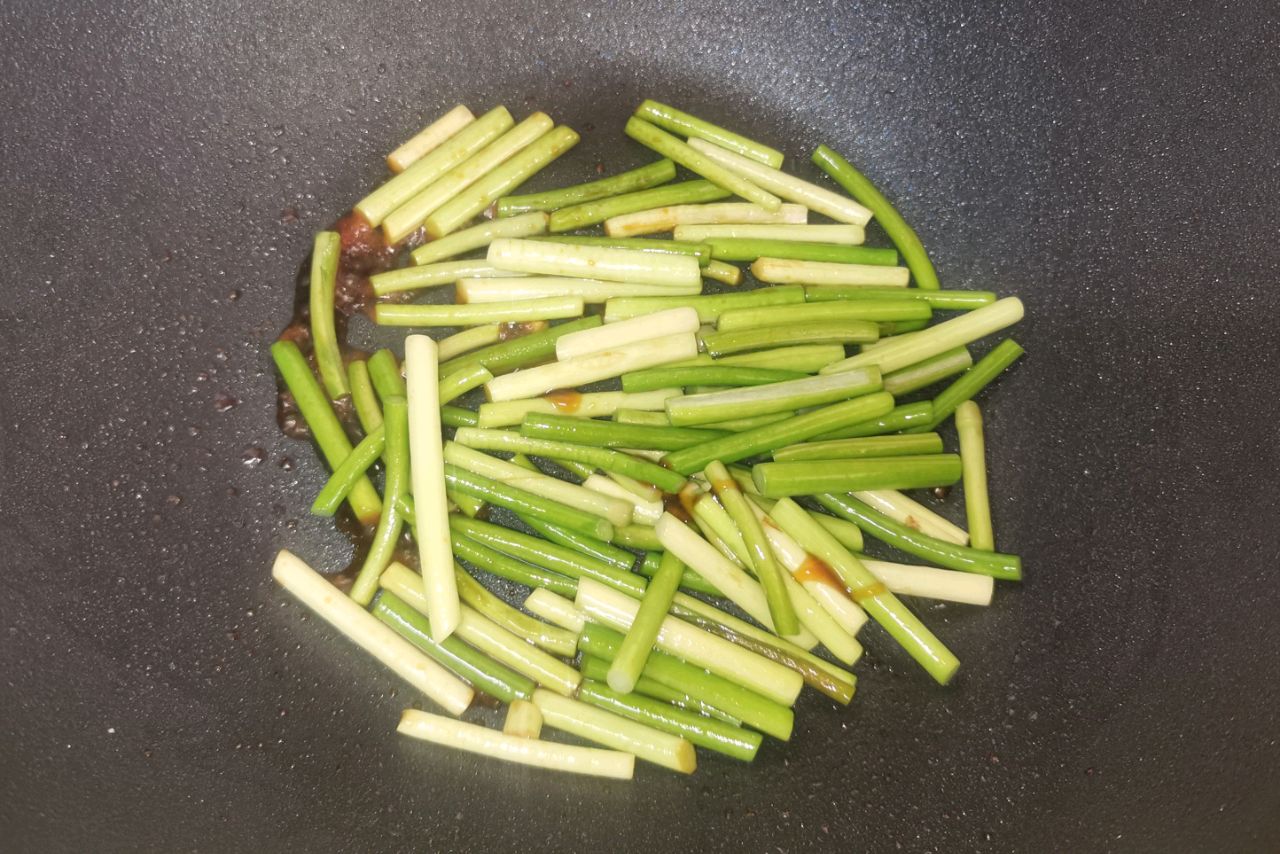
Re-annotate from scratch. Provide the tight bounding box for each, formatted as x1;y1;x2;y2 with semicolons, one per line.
2;1;1278;850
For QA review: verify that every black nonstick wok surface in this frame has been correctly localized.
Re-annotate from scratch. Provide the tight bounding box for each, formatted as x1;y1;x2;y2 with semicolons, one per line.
3;1;1279;851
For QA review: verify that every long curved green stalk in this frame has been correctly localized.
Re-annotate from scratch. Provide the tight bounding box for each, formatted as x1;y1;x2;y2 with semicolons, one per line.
347;360;383;433
811;144;940;290
308;232;348;399
270;340;381;525
496;158;676;216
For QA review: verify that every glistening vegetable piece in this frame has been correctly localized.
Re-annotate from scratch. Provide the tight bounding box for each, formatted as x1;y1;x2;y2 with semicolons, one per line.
814;494;1022;581
375;296;584;328
271;341;381;525
608;550;685;694
357;105;513;226
854;489;969;545
751;455;963;498
915;338;1026;430
382;112;555;243
411;211;549;266
476;389;680;429
495;159;676;216
426;124;581;237
457;277;700;304
812;144;940;290
716;300;931;331
955;401;995;551
308;232;347;399
687;137;873;225
804;286;996;310
272;551;473;715
773;433;944;461
751;257;910;287
520;413;730;451
349;398;409;605
822;297;1025;376
625;117;781;211
664;368;883;426
436;315;601;379
634;99;785;167
551;180;732;233
556;307;701;361
769;499;960;686
662;391;896;475
483;333;698;402
705;238;896;266
488;238;702;288
386;104;475;173
405;335;459;641
398;708;634;779
674;223;864;244
603;285;806;324
700;322;880;357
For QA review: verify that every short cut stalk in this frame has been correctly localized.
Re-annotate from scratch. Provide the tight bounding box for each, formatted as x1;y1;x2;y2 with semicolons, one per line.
376;296;583;328
603;284;806;324
386;104;475;173
751;257;910;288
607;550;685;694
411;211;548;266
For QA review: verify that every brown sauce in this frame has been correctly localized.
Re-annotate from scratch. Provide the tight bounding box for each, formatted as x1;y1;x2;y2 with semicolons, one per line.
793;554;846;591
543;389;583;414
